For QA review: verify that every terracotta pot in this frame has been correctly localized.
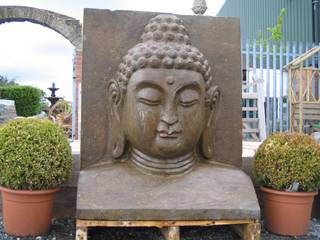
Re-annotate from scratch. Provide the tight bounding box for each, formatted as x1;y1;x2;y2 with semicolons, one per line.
261;186;317;236
0;186;59;237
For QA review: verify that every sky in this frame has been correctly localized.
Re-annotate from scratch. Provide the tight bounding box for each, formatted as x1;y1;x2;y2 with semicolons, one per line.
0;0;226;101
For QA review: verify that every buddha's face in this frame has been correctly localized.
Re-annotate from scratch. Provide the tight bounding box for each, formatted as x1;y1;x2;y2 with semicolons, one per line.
121;68;207;158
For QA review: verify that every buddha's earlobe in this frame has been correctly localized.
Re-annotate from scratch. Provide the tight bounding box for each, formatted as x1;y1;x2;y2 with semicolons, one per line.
200;85;220;159
108;79;126;159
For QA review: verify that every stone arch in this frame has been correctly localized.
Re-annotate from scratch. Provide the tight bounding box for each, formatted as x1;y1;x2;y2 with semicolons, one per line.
0;5;83;140
0;6;82;49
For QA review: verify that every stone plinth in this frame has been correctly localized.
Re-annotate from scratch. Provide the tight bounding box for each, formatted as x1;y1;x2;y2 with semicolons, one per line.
77;162;260;220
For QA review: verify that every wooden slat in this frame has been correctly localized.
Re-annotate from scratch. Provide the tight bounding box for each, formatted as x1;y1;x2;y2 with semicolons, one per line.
294;103;320;110
303;67;320;71
286;46;320;68
294;114;320;120
294;108;320;114
243;129;259;133
242;122;259;140
293;102;320;123
242;107;258;111
242;93;258;99
76;219;255;228
242;118;259;122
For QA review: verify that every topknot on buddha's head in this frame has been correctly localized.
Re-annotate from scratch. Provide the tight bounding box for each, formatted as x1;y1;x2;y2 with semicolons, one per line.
115;14;213;93
141;14;190;44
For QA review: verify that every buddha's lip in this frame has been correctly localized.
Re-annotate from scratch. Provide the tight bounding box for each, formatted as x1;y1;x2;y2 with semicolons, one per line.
158;132;180;138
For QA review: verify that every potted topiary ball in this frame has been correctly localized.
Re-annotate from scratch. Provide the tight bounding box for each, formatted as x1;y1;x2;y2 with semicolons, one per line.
0;118;72;237
254;132;320;236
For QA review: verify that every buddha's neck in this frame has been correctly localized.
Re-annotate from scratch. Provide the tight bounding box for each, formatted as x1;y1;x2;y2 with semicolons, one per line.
130;148;196;175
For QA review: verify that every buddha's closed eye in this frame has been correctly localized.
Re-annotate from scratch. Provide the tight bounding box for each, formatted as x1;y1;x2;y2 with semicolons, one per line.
137;88;161;106
178;89;200;107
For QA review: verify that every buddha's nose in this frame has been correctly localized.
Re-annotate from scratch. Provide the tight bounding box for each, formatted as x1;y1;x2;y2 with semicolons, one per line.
160;106;178;126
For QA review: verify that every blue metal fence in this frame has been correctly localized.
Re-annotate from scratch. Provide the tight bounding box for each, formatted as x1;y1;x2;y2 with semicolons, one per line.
241;40;317;135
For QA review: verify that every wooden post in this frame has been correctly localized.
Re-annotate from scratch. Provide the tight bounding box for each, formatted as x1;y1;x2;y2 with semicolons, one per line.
160;226;180;240
243;222;261;240
76;227;88;240
232;221;261;240
299;63;304;133
289;68;293;132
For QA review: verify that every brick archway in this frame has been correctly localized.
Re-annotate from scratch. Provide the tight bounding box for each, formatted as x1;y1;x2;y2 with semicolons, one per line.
0;6;82;139
0;6;81;48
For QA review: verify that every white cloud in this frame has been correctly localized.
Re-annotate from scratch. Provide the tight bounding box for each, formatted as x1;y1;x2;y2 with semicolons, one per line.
0;22;74;101
0;0;226;102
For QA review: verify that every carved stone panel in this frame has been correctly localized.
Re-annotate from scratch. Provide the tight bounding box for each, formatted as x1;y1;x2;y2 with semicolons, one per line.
81;9;241;169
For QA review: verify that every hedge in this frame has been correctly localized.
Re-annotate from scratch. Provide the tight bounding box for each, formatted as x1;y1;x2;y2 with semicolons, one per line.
0;86;43;117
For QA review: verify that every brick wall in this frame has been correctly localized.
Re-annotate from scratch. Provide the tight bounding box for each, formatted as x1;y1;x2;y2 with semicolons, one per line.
73;49;82;140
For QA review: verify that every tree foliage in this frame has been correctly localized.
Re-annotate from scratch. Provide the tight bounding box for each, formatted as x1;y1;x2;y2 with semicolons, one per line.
0;86;43;117
0;75;18;87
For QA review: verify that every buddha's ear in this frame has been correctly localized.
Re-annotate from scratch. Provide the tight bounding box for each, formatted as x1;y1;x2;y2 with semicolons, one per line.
199;85;220;159
108;79;126;159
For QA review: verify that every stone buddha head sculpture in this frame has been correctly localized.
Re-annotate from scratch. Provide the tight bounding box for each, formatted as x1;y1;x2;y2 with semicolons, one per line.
108;14;220;175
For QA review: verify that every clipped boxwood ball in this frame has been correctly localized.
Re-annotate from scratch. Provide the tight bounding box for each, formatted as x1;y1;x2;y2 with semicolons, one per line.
0;118;72;190
254;132;320;192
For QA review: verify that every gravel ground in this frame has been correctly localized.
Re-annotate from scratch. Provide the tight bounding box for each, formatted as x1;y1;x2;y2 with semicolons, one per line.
0;218;75;240
1;218;320;240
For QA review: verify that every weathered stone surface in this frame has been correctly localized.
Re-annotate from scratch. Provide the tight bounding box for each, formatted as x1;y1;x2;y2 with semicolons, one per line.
81;9;242;169
0;6;81;48
0;100;16;124
77;161;260;220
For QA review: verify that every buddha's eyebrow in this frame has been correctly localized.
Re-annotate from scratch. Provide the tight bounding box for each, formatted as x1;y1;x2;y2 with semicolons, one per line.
135;80;163;92
176;82;201;94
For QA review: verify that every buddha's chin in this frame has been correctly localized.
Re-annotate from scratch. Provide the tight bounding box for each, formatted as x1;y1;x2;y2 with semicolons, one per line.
153;137;190;157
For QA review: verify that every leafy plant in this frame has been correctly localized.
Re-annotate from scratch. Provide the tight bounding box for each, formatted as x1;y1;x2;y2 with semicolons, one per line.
0;118;72;190
254;132;320;192
0;75;18;87
257;8;286;48
0;86;43;117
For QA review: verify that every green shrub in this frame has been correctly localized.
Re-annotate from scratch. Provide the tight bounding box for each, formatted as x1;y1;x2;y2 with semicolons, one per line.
254;132;320;192
0;118;72;190
0;86;43;117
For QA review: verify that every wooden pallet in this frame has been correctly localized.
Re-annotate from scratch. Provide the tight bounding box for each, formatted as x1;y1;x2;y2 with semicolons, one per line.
76;219;261;240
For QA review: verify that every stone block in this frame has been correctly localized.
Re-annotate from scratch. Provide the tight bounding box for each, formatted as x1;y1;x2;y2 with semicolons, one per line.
77;162;260;220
